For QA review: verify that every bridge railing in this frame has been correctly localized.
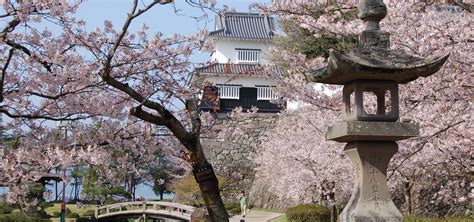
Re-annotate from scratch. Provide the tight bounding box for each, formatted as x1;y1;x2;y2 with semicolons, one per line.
95;201;195;219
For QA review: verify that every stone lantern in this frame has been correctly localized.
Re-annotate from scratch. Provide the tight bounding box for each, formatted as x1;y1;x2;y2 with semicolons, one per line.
303;0;450;221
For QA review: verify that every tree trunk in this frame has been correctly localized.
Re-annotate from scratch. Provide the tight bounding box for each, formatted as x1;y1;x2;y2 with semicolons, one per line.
55;168;59;202
193;163;229;222
69;184;74;202
191;142;229;222
55;182;59;202
130;98;229;221
330;205;336;222
329;191;336;222
404;181;412;215
131;176;136;201
74;178;80;200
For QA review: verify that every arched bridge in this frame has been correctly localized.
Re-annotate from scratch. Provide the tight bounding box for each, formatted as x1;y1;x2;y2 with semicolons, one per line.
95;201;195;221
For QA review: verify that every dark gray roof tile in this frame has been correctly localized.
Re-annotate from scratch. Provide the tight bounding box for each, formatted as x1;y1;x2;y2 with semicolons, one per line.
209;12;275;40
195;63;284;77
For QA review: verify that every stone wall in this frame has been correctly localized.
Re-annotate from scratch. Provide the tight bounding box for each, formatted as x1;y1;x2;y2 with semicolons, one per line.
200;113;281;207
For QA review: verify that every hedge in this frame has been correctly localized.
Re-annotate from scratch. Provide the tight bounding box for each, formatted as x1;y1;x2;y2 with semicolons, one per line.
0;203;13;215
66;212;79;218
82;209;96;217
0;212;43;222
286;204;330;222
225;202;241;215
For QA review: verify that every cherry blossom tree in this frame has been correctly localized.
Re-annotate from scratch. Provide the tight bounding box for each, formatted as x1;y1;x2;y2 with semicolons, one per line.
255;106;353;214
0;0;230;220
0;118;179;207
255;0;472;217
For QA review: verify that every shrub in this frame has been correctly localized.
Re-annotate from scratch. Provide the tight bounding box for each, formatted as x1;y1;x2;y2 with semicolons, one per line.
52;207;73;217
82;209;96;217
170;173;229;207
0;212;42;222
248;203;255;209
66;212;80;218
225;202;241;215
0;203;13;214
104;199;117;205
170;174;204;207
286;204;330;222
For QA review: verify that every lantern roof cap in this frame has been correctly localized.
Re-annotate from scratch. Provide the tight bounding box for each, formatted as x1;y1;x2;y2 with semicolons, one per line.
304;48;450;85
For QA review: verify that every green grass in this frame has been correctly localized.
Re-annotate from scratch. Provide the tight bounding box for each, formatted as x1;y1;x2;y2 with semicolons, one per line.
251;208;286;222
404;215;474;222
271;215;287;222
44;204;96;217
252;208;285;213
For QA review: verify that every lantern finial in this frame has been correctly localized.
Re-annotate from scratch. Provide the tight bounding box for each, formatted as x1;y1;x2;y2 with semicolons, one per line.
358;0;389;48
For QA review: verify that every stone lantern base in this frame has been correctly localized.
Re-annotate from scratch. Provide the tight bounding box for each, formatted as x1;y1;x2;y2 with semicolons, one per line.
326;121;419;222
340;142;402;222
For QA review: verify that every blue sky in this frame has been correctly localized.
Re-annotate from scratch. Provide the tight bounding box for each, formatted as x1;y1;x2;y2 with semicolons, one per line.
72;0;268;66
76;0;266;38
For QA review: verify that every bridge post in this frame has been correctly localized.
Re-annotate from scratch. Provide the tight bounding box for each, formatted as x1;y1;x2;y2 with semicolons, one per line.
95;207;98;219
143;213;147;222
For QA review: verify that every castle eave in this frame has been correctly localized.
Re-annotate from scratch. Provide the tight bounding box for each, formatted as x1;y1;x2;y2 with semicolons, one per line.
207;35;274;42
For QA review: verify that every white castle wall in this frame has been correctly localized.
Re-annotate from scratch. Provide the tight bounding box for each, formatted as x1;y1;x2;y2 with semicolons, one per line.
211;39;272;64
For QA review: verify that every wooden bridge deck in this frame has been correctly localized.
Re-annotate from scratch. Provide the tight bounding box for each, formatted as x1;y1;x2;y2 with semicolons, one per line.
95;201;195;221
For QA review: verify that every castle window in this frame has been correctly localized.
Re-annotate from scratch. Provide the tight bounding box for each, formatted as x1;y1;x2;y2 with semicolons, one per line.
218;84;241;99
236;48;260;63
256;86;278;100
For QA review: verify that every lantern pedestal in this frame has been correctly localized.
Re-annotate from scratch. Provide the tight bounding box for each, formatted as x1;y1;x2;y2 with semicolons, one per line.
327;121;418;222
341;141;402;222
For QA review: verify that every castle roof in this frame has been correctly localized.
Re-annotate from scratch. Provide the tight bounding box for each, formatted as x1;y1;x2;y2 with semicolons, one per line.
194;63;283;77
191;63;284;85
208;12;275;41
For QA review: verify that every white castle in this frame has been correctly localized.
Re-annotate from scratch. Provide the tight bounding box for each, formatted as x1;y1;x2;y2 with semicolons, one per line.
192;12;283;116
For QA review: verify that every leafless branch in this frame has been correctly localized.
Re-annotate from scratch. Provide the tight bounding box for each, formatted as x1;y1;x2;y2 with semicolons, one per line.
1;48;15;103
388;120;465;179
0;108;95;121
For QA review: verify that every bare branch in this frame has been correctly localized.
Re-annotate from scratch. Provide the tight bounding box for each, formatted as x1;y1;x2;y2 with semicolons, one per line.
1;48;15;103
102;0;139;78
185;97;201;136
388;120;465;179
449;0;473;13
0;108;95;121
5;40;52;72
0;17;20;39
27;82;104;100
129;106;167;126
